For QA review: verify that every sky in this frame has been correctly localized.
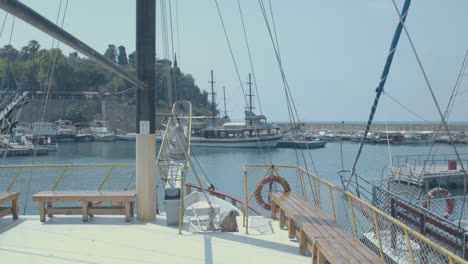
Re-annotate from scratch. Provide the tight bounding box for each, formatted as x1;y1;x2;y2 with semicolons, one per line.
2;0;468;122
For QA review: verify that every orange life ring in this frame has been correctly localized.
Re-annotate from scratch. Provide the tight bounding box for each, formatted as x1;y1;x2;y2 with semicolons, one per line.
422;187;454;218
254;175;291;211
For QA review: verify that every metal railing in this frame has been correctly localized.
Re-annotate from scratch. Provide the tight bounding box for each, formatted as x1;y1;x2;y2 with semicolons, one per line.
243;164;466;264
1;162;466;263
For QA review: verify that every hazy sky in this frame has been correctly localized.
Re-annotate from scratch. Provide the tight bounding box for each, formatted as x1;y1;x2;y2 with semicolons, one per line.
3;0;468;122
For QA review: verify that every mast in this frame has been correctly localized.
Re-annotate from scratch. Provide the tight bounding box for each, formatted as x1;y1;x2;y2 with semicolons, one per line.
346;0;412;196
135;0;156;221
0;0;144;89
223;86;227;118
208;70;216;125
247;73;253;114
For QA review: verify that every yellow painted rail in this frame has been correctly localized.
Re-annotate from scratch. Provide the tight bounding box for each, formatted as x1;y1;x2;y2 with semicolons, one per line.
1;163;466;263
243;164;467;264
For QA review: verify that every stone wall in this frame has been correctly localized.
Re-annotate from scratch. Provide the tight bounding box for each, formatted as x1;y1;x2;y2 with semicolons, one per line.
19;98;169;133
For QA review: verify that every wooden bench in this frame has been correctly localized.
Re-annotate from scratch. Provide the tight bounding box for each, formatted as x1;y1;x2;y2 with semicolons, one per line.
32;191;137;222
270;191;383;264
0;192;19;220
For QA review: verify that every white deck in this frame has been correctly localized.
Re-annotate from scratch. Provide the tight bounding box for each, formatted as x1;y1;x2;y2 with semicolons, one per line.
0;214;309;264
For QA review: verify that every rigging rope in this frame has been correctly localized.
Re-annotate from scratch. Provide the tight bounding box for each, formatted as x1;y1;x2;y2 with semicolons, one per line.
236;0;273;165
175;0;181;67
383;91;431;124
237;0;263;116
23;0;69;215
160;0;169;59
346;0;412;196
214;0;277;161
407;48;468;204
213;0;248;107
168;0;178;101
257;0;318;199
390;0;467;196
0;13;9;93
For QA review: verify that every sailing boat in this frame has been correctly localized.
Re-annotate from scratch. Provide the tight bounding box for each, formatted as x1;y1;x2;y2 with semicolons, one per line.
190;73;282;148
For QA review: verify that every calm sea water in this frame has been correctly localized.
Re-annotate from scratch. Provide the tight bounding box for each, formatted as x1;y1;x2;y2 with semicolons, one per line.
3;141;467;190
3;141;468;215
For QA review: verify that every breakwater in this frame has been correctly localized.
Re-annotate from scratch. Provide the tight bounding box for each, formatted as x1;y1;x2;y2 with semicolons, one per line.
277;122;468;133
19;98;468;134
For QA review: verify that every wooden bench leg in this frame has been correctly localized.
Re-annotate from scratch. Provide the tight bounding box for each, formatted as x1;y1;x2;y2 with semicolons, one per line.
288;218;296;239
82;201;88;222
317;249;327;264
271;199;277;219
47;202;53;217
299;230;307;254
88;202;94;217
124;201;131;222
39;201;46;222
279;208;286;229
312;241;318;264
12;197;18;220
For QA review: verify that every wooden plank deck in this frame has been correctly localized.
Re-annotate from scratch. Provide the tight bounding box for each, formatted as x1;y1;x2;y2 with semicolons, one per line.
271;191;383;264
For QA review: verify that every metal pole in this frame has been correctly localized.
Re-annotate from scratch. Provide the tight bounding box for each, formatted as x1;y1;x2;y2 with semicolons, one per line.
223;86;227;118
0;0;144;89
136;0;156;221
209;70;216;125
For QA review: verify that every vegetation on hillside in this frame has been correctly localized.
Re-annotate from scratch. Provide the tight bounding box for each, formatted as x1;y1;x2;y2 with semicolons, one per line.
0;40;215;116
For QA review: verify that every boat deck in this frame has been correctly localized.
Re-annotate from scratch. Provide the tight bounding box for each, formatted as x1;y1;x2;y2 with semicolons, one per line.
389;165;466;187
0;214;309;264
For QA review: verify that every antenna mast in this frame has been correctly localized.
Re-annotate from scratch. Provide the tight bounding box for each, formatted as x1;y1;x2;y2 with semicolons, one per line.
246;73;253;113
223;86;227;118
208;70;216;125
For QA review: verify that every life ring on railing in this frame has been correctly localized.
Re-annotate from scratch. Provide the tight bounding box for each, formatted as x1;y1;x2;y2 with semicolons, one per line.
422;187;454;218
254;175;291;211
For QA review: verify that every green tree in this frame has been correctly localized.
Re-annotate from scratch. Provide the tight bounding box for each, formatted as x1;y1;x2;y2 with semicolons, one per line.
109;77;126;94
104;44;117;63
128;51;136;65
117;45;128;65
20;40;41;60
0;45;19;60
69;52;78;58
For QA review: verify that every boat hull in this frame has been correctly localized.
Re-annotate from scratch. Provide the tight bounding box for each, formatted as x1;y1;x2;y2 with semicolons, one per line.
115;134;136;141
75;135;94;142
93;135;115;142
56;134;77;142
276;140;326;149
190;134;282;148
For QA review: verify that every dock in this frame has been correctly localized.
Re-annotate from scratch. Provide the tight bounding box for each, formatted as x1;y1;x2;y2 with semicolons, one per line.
0;147;48;156
388;154;468;188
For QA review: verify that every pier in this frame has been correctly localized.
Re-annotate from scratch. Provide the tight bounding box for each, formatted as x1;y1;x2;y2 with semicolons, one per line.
277;121;468;133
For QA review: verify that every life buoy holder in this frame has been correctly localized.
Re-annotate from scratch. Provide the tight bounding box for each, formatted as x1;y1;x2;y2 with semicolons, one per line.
422;187;454;218
254;175;291;211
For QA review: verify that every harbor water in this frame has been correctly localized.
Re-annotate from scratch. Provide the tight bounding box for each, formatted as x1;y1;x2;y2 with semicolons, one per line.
2;141;467;214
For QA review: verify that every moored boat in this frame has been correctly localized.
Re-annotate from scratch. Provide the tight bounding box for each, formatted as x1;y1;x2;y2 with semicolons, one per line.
90;120;115;141
190;112;282;148
55;119;77;142
276;138;326;149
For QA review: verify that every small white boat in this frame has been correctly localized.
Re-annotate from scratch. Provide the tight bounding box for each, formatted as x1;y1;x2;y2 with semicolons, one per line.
90;120;115;141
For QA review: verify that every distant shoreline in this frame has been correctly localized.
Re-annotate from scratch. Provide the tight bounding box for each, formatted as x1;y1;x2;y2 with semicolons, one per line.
275;121;468;132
